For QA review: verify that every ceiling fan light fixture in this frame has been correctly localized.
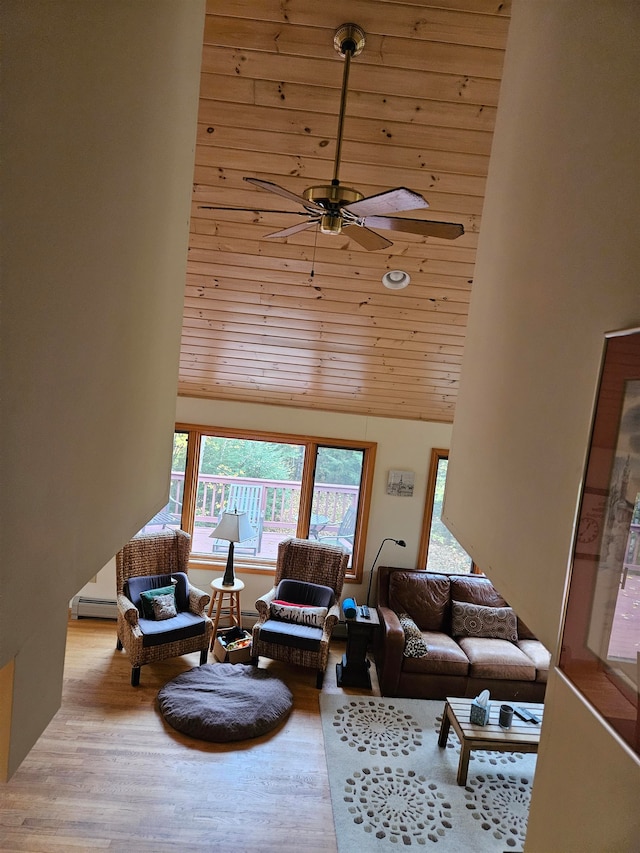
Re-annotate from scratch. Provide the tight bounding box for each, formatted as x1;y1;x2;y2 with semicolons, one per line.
382;270;411;290
320;212;343;235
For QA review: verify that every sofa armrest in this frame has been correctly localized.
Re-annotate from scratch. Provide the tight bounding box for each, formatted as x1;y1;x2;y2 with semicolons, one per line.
376;605;405;696
187;584;210;616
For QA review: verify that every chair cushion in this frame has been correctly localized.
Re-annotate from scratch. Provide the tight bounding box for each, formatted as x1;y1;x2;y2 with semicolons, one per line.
125;572;190;615
140;611;207;647
275;578;335;608
257;618;323;652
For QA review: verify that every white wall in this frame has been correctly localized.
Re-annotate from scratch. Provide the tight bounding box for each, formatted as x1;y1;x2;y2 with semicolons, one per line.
0;1;205;779
445;2;640;849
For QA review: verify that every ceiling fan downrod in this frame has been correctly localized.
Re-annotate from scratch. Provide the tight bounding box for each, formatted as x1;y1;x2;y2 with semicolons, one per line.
303;24;366;235
331;23;365;185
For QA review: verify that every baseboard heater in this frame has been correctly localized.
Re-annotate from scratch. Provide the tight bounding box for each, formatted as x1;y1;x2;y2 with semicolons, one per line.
71;596;117;620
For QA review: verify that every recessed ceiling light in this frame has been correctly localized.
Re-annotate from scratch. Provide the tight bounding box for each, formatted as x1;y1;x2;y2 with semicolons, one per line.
382;269;411;290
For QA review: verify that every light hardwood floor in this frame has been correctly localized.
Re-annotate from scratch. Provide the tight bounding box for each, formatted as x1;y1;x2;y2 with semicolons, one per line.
0;618;380;853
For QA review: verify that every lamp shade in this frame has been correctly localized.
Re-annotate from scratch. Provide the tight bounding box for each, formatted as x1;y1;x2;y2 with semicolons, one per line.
209;510;255;543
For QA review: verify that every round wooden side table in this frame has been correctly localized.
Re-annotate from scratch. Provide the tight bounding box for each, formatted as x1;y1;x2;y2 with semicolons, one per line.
207;577;245;650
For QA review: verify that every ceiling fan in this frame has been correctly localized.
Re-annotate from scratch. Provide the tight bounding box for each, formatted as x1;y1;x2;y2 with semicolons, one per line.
199;24;464;251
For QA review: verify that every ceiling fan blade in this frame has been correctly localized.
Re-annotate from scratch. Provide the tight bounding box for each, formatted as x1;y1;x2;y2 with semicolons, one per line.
362;215;464;240
344;187;429;217
198;205;311;217
244;177;324;212
344;224;393;251
263;220;319;239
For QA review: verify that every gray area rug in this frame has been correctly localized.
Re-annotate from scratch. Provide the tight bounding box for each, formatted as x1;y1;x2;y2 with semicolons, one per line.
320;695;535;852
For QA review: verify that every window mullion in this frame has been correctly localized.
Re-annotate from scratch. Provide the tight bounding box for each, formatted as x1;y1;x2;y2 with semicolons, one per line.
181;429;201;536
297;442;317;537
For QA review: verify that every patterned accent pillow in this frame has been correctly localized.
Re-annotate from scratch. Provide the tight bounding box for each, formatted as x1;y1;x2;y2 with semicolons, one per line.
152;592;177;621
139;583;177;619
270;600;328;628
398;612;429;658
451;600;518;641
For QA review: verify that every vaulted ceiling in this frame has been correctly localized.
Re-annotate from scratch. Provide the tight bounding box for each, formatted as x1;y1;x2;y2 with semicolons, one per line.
181;0;511;422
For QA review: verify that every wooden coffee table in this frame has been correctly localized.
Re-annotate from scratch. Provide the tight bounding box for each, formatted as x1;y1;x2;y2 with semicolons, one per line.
438;696;544;785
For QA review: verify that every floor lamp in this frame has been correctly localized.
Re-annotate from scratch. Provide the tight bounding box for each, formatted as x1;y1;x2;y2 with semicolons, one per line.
364;537;407;611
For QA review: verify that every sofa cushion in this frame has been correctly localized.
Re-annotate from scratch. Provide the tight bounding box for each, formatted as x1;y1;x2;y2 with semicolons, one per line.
398;613;429;658
388;572;450;631
450;575;507;608
402;631;470;676
458;637;536;681
451;601;518;641
517;639;551;682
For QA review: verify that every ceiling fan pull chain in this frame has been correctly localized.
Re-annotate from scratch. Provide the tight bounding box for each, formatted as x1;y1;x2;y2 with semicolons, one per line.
310;221;320;279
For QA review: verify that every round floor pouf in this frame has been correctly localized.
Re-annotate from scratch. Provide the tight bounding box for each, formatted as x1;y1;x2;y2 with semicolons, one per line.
157;663;293;742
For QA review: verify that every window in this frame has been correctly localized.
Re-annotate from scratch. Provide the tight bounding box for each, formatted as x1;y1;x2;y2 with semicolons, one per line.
138;430;188;533
418;448;476;573
141;425;376;582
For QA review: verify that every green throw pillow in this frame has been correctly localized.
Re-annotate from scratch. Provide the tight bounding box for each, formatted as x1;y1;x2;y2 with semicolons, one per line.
140;584;177;620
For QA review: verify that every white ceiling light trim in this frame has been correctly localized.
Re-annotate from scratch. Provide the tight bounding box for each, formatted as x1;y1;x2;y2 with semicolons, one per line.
382;270;411;290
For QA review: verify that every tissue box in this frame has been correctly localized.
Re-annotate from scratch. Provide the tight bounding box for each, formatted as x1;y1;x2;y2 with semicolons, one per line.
470;698;491;726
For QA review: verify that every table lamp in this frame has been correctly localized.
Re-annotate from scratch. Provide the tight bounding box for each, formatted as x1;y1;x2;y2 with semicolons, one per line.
209;509;256;586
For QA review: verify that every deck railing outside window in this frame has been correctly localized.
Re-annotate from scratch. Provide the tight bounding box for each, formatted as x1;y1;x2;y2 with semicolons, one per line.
144;472;358;560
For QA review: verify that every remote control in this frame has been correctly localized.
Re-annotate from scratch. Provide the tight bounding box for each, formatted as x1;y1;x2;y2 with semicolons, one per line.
514;706;540;724
359;604;370;619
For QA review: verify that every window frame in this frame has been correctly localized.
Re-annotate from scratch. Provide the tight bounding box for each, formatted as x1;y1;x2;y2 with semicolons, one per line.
418;448;480;574
174;422;376;584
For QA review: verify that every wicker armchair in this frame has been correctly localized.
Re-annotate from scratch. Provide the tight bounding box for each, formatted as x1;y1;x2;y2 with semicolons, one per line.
252;538;349;688
115;529;213;686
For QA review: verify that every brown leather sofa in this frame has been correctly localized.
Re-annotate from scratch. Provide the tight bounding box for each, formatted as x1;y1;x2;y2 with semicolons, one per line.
375;567;550;702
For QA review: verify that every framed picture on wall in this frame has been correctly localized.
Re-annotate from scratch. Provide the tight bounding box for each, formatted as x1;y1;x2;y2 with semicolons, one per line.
559;326;640;757
386;470;415;497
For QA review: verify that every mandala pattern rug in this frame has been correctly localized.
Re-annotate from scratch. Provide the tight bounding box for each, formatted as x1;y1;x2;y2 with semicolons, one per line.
320;695;536;852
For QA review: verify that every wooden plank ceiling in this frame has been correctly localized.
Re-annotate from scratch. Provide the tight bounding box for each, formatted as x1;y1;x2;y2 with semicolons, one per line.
181;0;511;423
